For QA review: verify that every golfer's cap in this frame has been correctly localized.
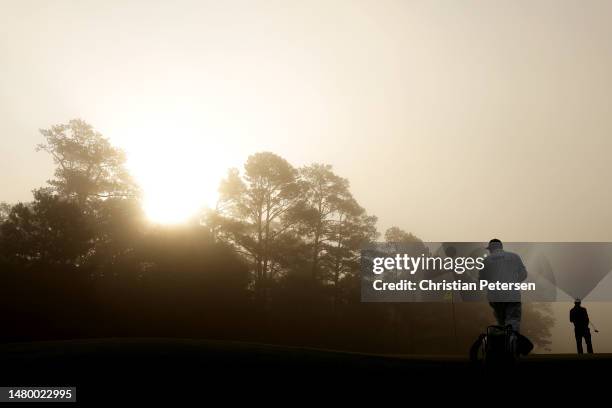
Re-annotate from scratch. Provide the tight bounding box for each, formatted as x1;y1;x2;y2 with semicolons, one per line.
486;239;503;250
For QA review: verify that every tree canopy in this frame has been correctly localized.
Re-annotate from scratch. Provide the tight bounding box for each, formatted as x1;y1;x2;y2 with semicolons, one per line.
37;119;138;204
0;119;553;353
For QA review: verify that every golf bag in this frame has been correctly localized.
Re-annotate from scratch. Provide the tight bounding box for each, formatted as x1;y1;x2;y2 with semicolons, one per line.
470;325;533;366
484;325;516;364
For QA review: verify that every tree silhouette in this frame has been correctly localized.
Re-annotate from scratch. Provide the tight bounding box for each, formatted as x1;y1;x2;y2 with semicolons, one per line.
0;202;10;223
324;206;378;307
0;121;555;353
37;119;138;205
213;152;302;301
295;164;355;281
0;189;94;266
384;226;423;245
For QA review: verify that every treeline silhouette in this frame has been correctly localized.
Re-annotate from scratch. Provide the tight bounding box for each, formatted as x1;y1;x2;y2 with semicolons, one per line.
0;120;553;353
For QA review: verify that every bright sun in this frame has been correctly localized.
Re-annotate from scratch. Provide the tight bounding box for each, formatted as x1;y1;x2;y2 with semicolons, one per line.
112;118;237;224
132;148;223;224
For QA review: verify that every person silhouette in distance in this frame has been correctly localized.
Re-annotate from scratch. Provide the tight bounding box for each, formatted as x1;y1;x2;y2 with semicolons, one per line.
570;299;594;354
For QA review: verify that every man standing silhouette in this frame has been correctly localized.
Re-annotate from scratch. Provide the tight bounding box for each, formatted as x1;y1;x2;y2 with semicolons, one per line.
570;299;594;354
479;239;528;333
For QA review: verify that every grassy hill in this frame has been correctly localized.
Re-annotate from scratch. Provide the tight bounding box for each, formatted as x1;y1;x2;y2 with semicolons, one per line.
1;338;609;403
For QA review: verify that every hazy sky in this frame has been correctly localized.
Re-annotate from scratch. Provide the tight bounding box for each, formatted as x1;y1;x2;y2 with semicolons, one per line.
3;0;612;238
3;0;612;353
